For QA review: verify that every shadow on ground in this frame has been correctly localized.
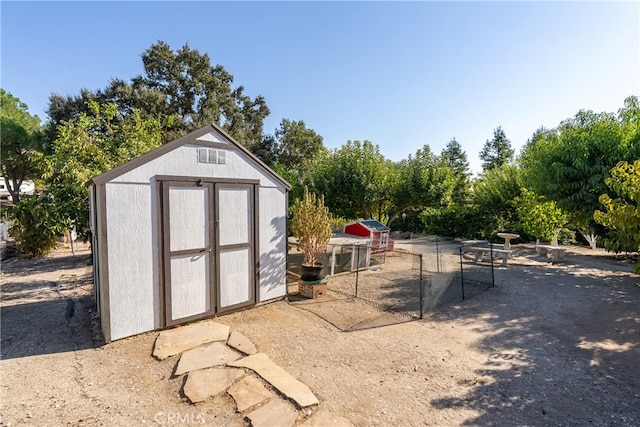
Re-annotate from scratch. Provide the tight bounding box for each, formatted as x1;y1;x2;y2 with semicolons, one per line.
1;254;102;360
430;260;640;425
288;292;415;332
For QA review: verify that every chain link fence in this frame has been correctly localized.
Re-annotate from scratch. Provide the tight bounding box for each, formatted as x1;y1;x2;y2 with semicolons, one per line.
288;236;497;329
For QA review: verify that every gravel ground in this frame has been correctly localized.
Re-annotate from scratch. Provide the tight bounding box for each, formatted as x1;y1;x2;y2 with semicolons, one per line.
1;242;639;426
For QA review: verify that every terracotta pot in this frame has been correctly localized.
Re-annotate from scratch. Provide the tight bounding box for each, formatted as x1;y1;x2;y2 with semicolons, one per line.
300;263;325;281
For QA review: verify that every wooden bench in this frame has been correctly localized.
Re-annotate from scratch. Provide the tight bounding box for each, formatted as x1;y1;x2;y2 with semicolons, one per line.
535;245;566;263
469;246;512;266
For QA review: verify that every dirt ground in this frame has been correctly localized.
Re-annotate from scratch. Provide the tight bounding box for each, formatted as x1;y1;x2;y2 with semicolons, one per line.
1;241;639;426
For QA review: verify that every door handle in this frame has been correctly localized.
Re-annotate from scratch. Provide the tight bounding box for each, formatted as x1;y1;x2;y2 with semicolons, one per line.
199;248;212;253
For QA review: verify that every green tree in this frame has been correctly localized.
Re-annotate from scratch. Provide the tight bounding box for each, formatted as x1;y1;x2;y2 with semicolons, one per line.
275;119;324;177
472;164;523;237
391;146;456;227
0;89;45;203
311;140;395;221
519;98;639;248
594;160;640;273
42;101;163;239
47;41;270;148
136;41;270;146
514;188;566;243
441;138;471;203
250;134;279;168
479;126;514;172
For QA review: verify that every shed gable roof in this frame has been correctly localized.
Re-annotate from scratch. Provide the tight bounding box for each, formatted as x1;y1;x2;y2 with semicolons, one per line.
87;123;291;190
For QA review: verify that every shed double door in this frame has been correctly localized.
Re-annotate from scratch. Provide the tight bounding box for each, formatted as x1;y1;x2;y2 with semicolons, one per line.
161;179;256;326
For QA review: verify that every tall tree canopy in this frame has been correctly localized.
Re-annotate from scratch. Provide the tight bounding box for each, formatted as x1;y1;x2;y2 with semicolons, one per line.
441;138;471;203
311;140;394;220
274;119;325;175
47;41;270;148
479;126;514;172
519;96;640;248
391;146;456;226
472;164;523;235
250;134;279;168
0;89;45;203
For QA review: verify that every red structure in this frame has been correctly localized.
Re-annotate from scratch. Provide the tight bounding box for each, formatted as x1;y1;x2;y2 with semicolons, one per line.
343;220;394;254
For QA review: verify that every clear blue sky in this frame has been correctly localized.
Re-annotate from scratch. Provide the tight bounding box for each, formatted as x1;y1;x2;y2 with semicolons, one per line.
2;1;639;175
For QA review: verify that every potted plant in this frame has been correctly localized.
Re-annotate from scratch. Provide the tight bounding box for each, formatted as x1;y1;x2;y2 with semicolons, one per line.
291;186;332;282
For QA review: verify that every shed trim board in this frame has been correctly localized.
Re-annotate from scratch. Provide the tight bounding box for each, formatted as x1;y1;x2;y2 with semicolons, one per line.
88;123;290;342
94;184;112;342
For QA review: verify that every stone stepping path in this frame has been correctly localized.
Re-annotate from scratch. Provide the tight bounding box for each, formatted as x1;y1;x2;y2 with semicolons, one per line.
183;367;244;403
152;319;353;426
228;376;273;412
153;321;230;360
174;342;241;376
246;398;298;427
229;353;319;408
228;330;258;355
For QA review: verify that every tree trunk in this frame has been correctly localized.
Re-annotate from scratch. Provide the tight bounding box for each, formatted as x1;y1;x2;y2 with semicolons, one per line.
579;228;598;250
386;206;412;228
360;203;370;220
8;177;22;205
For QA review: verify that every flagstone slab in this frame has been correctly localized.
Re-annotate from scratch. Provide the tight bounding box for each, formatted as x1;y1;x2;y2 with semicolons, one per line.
300;410;355;427
246;399;298;427
183;367;244;403
153;321;230;360
228;375;273;412
229;353;319;408
174;342;241;376
227;331;257;355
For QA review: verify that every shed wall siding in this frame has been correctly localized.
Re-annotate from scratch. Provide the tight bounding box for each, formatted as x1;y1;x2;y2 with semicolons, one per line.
258;186;288;301
106;182;157;340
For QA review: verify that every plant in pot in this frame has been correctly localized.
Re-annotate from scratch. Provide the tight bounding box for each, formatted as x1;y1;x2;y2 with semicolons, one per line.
291;186;332;282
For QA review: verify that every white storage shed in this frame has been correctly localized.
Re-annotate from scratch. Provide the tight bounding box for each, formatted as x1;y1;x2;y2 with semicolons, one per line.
87;124;291;342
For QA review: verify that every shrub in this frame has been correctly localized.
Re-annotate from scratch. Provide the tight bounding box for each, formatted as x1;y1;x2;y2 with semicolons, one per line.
9;194;66;257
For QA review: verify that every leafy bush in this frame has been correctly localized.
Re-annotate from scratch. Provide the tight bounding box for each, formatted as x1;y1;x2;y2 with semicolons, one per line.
556;227;577;245
421;204;485;239
9;194;66;257
594;160;640;273
514;188;566;242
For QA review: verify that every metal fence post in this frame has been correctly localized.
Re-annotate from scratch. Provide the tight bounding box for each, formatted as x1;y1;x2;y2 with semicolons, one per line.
355;244;360;297
330;245;336;276
435;236;440;273
490;242;495;287
459;246;465;300
419;253;424;319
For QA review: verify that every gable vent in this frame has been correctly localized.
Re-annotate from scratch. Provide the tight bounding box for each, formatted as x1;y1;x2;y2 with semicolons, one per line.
198;148;226;164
